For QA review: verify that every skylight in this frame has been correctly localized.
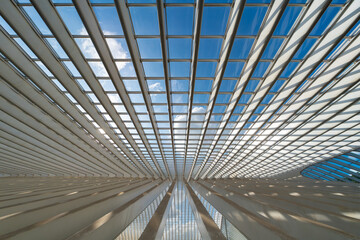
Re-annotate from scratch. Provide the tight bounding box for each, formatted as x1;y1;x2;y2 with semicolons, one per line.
0;0;359;182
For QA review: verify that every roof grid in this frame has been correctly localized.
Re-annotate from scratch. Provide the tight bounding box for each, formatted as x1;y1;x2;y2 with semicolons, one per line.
0;0;358;180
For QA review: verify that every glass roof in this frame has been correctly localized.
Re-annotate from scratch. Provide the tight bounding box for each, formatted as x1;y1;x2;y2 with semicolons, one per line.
0;0;359;239
302;149;360;183
0;0;359;181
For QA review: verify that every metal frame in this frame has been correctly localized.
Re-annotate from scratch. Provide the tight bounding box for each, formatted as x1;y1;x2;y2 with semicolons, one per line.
0;0;358;182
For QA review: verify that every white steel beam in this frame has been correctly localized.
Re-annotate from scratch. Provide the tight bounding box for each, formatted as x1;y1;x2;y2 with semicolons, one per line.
139;181;175;240
185;181;226;240
187;0;246;181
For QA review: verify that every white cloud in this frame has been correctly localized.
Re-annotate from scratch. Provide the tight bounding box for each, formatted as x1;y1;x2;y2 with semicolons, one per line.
174;115;187;122
192;106;206;114
78;28;130;76
89;62;108;77
149;82;163;91
106;37;127;71
79;28;100;58
107;93;121;104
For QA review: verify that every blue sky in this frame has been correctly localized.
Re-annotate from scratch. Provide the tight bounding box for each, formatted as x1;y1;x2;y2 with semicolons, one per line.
0;1;348;142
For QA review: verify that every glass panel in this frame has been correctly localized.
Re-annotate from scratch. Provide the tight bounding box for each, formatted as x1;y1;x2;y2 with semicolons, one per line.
46;38;68;58
118;62;136;77
280;62;299;78
93;7;123;35
166;0;194;2
123;80;141;91
261;94;273;104
170;62;190;77
196;62;217;77
213;105;226;113
151;94;167;103
293;38;317;60
22;6;52;35
219;80;237;92
89;62;109;77
129;7;159;35
261;38;283;59
0;16;16;35
172;94;188;103
171;80;189;92
129;94;145;103
63;61;81;77
106;38;130;59
166;7;194;35
237;7;267;35
75;38;100;59
244;80;260;92
168;38;192;59
252;62;270;78
143;62;164;77
107;93;122;103
147;80;165;91
201;7;230;35
310;7;340;36
230;39;254;59
223;62;244;78
269;80;285;93
273;7;302;36
238;94;251;104
88;93;100;103
215;94;231;104
99;79;116;91
137;38;162;59
77;79;91;91
35;61;53;77
193;94;210;104
57;7;88;35
198;38;223;59
195;80;213;92
14;38;36;58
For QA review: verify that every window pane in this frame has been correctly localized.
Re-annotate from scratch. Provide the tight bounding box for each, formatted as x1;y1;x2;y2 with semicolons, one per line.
137;38;162;59
168;38;192;59
171;80;189;92
252;62;270;78
57;7;87;35
170;62;190;77
293;38;317;59
224;62;244;78
130;7;159;35
310;7;340;36
196;62;217;77
237;7;267;35
166;7;194;35
230;39;254;59
201;7;230;35
143;62;164;77
195;80;213;92
75;38;100;59
147;80;165;91
23;6;52;35
123;80;141;91
198;38;223;59
106;38;130;59
273;7;302;36
261;38;283;59
219;80;237;92
93;7;123;35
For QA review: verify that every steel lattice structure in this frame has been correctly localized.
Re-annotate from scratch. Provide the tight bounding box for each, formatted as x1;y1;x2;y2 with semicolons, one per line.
0;1;359;238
